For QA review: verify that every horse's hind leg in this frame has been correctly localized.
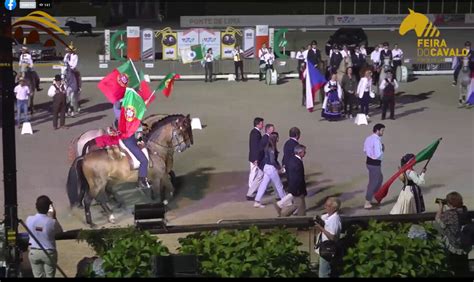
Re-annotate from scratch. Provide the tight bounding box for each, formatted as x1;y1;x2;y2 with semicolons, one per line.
83;192;94;227
96;190;115;224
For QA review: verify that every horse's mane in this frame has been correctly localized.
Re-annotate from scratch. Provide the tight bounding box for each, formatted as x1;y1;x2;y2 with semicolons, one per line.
148;114;185;141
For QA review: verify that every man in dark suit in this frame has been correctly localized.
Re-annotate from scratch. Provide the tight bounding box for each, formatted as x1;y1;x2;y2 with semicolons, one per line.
279;145;307;217
307;40;322;68
259;123;274;153
247;117;264;200
282;127;300;170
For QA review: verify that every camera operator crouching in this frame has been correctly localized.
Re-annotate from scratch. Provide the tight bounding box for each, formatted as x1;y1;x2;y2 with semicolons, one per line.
313;197;342;278
434;192;472;277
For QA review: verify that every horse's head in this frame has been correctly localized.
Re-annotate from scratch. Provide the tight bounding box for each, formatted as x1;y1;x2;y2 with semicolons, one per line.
171;114;193;152
399;9;429;37
147;114;193;154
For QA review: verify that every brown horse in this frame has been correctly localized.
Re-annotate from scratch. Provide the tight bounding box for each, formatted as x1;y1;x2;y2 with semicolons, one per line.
66;114;193;226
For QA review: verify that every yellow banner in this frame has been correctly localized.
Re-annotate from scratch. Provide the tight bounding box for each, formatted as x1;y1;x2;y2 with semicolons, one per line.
156;27;178;60
221;27;242;60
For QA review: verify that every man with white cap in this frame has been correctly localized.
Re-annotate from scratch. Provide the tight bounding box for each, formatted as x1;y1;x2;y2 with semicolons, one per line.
63;43;81;90
19;46;42;92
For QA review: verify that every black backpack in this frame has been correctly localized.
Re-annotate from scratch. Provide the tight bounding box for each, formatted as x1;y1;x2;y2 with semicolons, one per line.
456;210;474;249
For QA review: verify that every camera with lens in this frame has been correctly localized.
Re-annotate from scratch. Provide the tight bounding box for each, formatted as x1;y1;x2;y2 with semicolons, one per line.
313;215;325;227
435;198;447;205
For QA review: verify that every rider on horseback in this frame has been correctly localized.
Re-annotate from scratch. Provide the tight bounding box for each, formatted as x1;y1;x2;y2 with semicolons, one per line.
19;46;42;91
63;43;81;91
379;42;393;71
121;125;152;189
329;44;343;75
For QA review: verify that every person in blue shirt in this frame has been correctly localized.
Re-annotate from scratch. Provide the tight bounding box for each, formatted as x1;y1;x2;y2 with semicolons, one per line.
363;123;385;209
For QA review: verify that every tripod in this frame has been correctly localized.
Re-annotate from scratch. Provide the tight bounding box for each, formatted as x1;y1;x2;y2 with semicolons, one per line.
18;219;67;278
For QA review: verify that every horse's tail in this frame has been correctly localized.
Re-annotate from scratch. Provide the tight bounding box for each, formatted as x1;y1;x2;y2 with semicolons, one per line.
67;156;86;207
68;136;79;163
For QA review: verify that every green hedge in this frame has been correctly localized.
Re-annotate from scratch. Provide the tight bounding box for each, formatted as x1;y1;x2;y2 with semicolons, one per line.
178;226;312;277
341;220;452;278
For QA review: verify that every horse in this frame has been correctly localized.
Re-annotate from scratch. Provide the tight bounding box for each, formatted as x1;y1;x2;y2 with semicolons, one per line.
66;114;193;226
458;57;472;106
336;55;352;83
61;65;81;117
19;63;37;115
399;8;440;38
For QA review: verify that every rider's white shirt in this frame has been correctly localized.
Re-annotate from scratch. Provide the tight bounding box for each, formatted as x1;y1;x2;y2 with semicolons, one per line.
341;49;350;58
19;53;33;68
370;50;381;64
258;48;268;60
392;49;403;61
63;53;78;69
14;84;30;100
263;52;275;65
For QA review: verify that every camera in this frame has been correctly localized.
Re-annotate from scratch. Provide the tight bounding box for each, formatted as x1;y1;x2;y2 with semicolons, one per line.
435;198;447;205
313;215;325;227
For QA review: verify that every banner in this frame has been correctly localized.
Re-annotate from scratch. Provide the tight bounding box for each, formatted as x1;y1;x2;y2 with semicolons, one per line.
255;25;269;60
126;26;140;61
221;28;237;60
156;28;178;61
199;29;221;59
269;28;275;50
104;29;110;61
177;29;200;59
141;28;155;62
242;28;255;58
180;15;326;27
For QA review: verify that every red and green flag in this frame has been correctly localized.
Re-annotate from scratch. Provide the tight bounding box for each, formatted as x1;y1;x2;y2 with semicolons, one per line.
138;79;154;106
374;138;442;203
118;88;147;139
97;60;141;104
156;73;180;97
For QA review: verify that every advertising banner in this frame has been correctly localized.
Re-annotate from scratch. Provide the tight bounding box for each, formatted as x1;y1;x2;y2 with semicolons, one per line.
221;29;237;60
199;29;221;59
242;28;255;58
177;29;200;59
255;25;269;60
126;26;140;61
181;15;326;27
141;28;155;62
159;29;178;61
269;28;275;50
104;29;110;61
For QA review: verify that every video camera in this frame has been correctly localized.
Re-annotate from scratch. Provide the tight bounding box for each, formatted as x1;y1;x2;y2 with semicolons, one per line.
313;215;325;227
435;198;447;205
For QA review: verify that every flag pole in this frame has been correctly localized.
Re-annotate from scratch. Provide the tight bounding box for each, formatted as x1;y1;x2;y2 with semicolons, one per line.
129;59;140;82
422;137;442;170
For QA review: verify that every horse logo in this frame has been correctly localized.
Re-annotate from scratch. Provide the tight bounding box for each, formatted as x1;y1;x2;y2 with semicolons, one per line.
117;73;129;87
125;106;136;122
399;8;440;37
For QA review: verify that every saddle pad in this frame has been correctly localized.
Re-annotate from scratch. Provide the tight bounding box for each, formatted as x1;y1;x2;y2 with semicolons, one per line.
118;140;150;170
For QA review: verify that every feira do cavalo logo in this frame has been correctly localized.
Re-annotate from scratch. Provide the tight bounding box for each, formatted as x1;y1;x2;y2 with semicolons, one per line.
399;9;468;63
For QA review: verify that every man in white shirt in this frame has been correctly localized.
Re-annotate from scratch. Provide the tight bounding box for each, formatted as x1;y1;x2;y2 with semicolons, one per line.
48;75;68;130
302;44;311;63
263;47;275;71
296;46;306;72
14;77;30;128
19;46;42;91
232;44;245;81
370;44;382;85
379;71;399;120
63;43;81;89
391;43;403;75
363;123;385;209
204;48;214;83
258;43;269;81
314;197;342;278
26;195;63;278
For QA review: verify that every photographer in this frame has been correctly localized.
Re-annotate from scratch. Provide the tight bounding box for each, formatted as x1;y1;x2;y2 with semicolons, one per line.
435;192;471;276
26;195;63;278
314;197;342;278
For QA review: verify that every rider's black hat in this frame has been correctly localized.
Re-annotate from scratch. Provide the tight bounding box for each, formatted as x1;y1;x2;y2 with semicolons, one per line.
54;74;62;81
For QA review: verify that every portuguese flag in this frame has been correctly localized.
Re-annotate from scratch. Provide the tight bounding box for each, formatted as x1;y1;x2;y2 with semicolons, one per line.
97;60;141;104
156;73;180;97
374;138;442;203
118;88;147;139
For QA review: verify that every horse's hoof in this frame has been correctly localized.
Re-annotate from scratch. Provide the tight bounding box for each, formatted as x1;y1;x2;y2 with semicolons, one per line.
163;200;169;206
108;214;116;224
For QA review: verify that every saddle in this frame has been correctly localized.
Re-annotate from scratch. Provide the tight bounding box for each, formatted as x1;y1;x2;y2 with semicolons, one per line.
118;140;153;170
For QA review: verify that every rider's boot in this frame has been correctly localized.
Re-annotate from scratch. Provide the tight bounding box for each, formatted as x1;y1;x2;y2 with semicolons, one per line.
137;177;152;189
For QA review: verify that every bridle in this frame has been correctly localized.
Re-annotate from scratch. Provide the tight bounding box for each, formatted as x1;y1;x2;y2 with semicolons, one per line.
146;122;191;155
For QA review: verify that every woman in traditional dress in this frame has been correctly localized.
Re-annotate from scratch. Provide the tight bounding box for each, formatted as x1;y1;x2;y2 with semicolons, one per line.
390;153;427;215
322;73;343;121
